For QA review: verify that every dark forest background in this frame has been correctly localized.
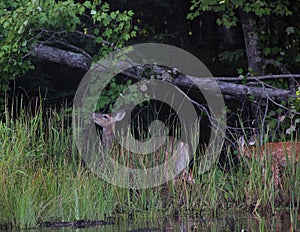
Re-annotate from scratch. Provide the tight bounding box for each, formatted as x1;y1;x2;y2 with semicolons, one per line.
1;0;299;107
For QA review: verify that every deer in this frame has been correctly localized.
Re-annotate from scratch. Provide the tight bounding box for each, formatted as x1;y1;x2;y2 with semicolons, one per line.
238;135;300;188
91;110;195;188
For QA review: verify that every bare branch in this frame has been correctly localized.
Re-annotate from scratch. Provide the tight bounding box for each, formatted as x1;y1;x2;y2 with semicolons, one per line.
214;74;300;82
52;40;92;60
74;30;113;47
31;44;91;70
29;44;299;101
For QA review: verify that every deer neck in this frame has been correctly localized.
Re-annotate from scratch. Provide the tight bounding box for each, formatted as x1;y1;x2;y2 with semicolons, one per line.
102;125;115;151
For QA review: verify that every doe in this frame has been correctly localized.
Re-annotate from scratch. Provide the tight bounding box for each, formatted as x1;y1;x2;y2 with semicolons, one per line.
238;136;300;188
91;110;195;186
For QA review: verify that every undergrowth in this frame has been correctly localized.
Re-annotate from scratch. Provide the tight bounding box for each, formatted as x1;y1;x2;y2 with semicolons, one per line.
0;105;299;229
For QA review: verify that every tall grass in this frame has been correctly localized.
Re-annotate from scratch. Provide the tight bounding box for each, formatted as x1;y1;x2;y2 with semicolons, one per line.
0;106;116;229
0;104;299;229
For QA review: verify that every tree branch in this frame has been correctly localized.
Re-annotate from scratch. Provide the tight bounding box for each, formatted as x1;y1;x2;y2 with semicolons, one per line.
214;74;300;82
31;44;91;70
29;44;299;101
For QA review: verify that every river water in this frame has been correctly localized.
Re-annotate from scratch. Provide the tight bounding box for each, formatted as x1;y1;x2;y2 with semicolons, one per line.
35;212;298;232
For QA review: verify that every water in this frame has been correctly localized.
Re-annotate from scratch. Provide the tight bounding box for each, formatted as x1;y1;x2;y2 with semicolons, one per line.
31;213;298;232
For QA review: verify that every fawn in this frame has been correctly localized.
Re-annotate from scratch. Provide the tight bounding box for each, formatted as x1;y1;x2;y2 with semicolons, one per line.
238;136;300;188
91;110;194;186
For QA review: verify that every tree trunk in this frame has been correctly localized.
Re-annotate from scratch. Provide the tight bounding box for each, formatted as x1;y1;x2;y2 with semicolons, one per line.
30;44;298;101
217;12;243;50
31;44;91;70
239;8;263;75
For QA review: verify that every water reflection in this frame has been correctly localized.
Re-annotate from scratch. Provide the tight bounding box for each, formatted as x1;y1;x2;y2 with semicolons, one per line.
21;212;300;232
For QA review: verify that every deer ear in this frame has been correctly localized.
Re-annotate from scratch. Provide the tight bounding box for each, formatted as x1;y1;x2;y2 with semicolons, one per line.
238;136;245;147
248;134;258;146
113;110;126;121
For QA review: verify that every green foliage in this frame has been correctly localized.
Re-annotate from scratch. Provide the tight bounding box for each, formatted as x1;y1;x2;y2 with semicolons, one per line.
83;75;152;114
258;9;300;67
95;78;134;111
188;0;300;70
188;0;292;28
0;0;136;108
296;87;300;109
219;49;245;62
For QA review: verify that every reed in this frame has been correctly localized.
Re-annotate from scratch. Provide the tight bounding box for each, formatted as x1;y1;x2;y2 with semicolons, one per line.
0;103;299;229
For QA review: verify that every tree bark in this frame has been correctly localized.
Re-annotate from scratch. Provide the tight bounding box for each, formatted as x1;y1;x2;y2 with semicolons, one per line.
29;44;298;101
239;8;263;75
31;44;91;70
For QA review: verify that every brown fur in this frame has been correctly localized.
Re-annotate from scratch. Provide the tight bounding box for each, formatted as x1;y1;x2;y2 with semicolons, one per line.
239;136;300;188
91;111;194;187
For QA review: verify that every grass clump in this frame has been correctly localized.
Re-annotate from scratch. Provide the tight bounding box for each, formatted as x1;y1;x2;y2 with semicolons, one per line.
0;104;299;230
0;107;117;229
